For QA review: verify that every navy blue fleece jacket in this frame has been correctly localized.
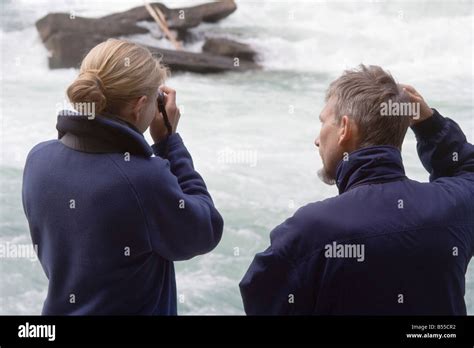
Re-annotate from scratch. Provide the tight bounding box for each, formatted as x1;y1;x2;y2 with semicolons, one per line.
240;110;474;315
22;113;223;315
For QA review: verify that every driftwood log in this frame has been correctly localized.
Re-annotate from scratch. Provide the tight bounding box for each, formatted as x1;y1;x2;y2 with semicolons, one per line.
35;1;260;73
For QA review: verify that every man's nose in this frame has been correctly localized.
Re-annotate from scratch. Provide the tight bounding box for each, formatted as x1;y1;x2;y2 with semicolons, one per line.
315;137;320;148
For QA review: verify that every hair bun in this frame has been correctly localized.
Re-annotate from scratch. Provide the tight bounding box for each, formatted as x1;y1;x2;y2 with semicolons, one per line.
66;70;107;115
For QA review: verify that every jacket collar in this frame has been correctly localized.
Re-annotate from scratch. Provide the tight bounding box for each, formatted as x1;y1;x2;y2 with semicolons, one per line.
335;145;407;194
56;110;153;157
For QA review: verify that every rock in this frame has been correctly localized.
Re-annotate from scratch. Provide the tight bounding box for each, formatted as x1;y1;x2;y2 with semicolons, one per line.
105;0;237;29
43;32;106;69
182;0;237;23
42;30;259;72
202;37;257;62
35;1;259;73
36;13;148;43
146;45;259;73
36;1;237;42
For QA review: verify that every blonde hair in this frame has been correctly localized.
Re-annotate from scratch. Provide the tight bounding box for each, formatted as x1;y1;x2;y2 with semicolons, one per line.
67;39;168;115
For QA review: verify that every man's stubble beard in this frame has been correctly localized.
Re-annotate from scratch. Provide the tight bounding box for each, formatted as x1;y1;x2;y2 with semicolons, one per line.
317;167;336;185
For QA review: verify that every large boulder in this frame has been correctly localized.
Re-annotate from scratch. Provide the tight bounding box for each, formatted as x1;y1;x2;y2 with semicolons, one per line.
146;45;259;73
102;0;237;28
202;37;257;62
42;30;259;72
36;1;237;42
36;14;148;45
43;32;106;69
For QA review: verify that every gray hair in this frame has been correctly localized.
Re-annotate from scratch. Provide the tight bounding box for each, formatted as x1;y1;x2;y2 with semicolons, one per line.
326;64;411;149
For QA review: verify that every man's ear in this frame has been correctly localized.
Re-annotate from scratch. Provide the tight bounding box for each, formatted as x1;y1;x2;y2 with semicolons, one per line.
338;115;360;151
337;115;353;146
132;96;148;122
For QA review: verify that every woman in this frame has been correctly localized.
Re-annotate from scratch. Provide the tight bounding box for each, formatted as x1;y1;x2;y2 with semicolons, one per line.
22;39;223;315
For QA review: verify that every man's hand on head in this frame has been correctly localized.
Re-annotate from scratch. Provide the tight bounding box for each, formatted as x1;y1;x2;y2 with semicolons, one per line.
399;84;434;126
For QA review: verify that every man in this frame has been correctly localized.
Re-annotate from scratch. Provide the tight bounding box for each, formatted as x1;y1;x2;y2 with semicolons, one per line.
239;65;474;315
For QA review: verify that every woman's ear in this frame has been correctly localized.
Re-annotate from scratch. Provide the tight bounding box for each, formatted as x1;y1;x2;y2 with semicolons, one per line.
132;95;148;123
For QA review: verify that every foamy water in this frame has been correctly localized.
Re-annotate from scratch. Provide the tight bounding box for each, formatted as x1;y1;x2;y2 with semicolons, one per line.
1;0;473;314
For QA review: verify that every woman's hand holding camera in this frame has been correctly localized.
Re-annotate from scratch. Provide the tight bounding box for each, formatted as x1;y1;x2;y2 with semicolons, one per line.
150;85;181;143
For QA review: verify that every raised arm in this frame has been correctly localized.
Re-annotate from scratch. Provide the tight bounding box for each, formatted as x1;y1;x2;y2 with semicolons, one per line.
142;86;223;261
403;85;474;181
141;133;224;261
